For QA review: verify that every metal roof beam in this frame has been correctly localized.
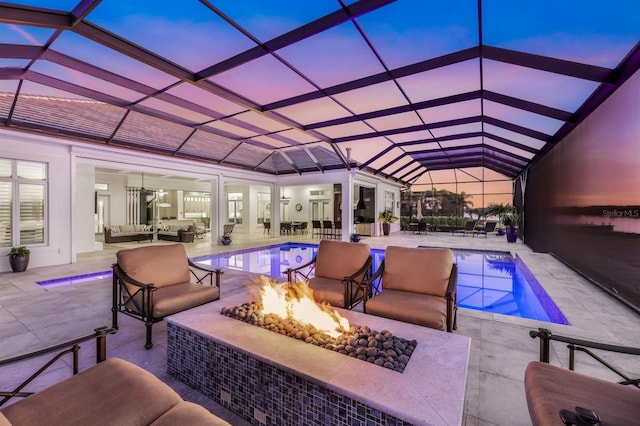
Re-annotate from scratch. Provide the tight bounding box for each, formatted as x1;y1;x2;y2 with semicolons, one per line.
483;90;573;121
264;47;479;111
196;0;395;79
483;46;612;82
0;4;71;28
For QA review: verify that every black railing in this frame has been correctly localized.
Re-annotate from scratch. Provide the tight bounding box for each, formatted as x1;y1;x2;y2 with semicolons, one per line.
0;326;116;407
529;327;640;388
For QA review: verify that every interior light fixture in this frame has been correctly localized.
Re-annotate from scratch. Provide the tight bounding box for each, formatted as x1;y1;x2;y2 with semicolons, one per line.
356;186;366;210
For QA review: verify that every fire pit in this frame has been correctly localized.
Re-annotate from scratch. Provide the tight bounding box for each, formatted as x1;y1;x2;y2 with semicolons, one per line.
221;282;418;373
221;277;416;372
167;286;471;425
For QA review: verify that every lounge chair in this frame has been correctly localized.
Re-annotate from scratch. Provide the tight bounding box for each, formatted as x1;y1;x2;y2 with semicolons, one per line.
285;239;372;309
473;221;497;238
526;328;640;426
364;246;457;332
452;220;476;236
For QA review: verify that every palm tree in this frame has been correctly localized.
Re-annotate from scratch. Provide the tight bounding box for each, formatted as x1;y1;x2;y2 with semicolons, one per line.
456;192;474;217
485;203;516;228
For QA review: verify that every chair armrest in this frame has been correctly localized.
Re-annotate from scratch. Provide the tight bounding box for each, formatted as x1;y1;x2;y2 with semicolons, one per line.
445;263;458;300
0;326;116;407
529;327;640;386
188;259;224;288
343;255;372;286
366;259;385;297
285;257;317;282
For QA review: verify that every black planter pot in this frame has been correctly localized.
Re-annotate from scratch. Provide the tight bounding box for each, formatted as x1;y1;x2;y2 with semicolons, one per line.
506;226;518;243
382;223;390;236
9;254;30;272
350;234;361;243
221;236;232;245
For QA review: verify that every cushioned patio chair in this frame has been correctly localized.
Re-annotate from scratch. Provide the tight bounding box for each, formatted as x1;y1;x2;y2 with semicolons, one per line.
285;239;372;309
112;243;223;349
473;221;497;238
452;220;476;236
364;246;457;332
526;328;640;426
0;329;229;425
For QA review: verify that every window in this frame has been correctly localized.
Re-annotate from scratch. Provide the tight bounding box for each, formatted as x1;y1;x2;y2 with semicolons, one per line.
0;159;47;247
227;192;243;224
384;191;394;213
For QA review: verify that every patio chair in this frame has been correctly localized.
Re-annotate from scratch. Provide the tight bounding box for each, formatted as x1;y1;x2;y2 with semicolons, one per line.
452;220;476;236
312;220;322;238
298;221;308;235
473;221;497;238
364;246;457;332
112;243;223;349
526;328;640;426
417;221;428;234
322;220;334;239
223;223;235;235
285;239;372;309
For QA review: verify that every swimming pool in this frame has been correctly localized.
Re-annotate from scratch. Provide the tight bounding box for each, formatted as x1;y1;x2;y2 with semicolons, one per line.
192;243;569;325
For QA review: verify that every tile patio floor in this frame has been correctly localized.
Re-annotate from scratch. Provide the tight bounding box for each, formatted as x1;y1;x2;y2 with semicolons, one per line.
1;231;639;425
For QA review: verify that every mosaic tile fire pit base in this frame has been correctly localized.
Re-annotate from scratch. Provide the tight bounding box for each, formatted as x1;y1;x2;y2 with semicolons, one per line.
168;324;409;426
166;293;471;426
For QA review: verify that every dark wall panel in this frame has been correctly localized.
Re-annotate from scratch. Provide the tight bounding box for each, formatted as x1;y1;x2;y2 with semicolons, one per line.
525;71;640;309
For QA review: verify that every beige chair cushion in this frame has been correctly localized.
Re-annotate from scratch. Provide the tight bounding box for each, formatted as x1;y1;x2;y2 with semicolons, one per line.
151;402;230;425
307;276;362;308
0;412;10;426
314;240;370;280
117;243;190;289
365;289;447;330
152;283;220;318
525;361;640;426
0;358;183;426
383;246;453;297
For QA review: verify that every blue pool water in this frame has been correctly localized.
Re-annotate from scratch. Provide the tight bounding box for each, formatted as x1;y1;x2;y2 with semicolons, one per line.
38;270;112;288
192;243;569;325
38;242;568;324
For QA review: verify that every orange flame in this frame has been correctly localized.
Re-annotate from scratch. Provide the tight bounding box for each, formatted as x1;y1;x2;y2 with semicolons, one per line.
251;276;350;338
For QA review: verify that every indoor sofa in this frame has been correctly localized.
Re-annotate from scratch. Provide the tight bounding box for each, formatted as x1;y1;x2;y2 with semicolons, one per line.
157;224;196;243
104;224;153;243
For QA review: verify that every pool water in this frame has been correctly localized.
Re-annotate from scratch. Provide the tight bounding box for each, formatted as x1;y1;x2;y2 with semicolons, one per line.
193;243;569;325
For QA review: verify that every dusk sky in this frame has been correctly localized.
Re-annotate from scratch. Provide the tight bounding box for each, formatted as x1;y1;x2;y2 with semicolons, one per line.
0;0;638;203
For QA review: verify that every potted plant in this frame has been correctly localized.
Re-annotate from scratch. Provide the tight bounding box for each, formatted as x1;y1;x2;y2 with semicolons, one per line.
502;212;520;243
486;203;516;236
378;210;399;236
8;246;31;272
